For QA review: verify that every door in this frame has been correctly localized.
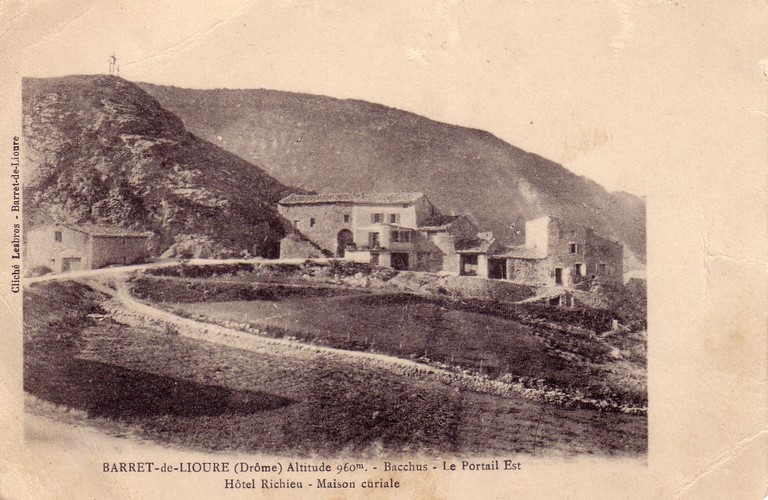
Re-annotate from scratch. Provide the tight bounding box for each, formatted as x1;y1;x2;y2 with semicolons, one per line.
391;252;409;270
368;232;380;249
488;259;506;280
62;257;83;272
337;229;354;257
554;267;563;285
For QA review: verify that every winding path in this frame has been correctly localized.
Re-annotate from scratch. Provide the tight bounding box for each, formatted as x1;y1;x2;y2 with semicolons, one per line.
27;260;645;413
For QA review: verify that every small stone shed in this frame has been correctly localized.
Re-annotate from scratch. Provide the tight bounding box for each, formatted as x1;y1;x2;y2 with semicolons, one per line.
26;224;153;273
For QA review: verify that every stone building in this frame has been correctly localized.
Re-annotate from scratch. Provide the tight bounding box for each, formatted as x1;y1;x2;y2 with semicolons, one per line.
26;224;153;273
277;193;623;285
496;216;623;286
277;192;476;271
455;236;504;278
417;215;479;273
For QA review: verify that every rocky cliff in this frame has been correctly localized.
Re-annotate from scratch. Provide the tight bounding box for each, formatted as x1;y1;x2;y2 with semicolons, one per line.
23;76;294;258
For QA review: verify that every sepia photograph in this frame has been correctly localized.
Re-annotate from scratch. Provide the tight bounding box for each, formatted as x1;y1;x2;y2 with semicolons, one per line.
1;1;765;499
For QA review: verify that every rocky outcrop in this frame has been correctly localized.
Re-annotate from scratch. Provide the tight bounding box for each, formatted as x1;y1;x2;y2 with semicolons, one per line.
23;76;295;258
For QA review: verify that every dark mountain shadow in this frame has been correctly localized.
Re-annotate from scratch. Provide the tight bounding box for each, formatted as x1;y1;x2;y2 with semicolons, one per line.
29;358;294;418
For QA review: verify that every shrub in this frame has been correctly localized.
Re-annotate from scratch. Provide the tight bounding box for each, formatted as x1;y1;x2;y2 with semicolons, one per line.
28;265;53;277
163;323;180;336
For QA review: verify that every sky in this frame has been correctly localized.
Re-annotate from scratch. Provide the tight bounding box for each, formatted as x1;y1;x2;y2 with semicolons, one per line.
2;0;767;197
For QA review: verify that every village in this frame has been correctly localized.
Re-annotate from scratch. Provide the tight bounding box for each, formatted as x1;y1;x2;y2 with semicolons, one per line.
23;189;648;462
25;191;624;292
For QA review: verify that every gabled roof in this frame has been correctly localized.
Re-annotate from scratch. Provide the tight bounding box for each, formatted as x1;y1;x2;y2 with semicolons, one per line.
279;192;425;206
61;224;154;238
418;215;461;231
496;245;545;260
454;238;498;254
356;222;415;231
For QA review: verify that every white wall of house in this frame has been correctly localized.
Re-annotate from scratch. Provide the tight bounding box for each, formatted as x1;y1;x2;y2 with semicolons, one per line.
478;254;490;278
345;249;373;264
26;225;150;272
524;216;551;256
27;226;90;272
352;205;418;229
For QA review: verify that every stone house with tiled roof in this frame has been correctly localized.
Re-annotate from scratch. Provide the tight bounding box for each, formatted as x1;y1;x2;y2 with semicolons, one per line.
26;223;153;273
494;216;623;286
278;192;478;271
277;193;623;285
417;215;479;274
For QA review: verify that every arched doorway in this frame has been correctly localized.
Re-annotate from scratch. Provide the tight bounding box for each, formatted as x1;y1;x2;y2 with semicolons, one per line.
337;229;354;257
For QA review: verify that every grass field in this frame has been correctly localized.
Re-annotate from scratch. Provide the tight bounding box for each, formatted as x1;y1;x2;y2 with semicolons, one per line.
24;280;646;456
130;275;646;409
170;296;612;391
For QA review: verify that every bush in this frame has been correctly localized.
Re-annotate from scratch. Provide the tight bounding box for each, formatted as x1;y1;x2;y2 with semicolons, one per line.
28;265;53;277
163;323;180;336
327;259;373;277
147;263;255;279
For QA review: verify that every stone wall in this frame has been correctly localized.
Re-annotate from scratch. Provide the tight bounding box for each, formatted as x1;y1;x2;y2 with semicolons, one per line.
90;236;150;268
506;258;550;285
278;203;353;255
279;233;327;259
547;218;623;285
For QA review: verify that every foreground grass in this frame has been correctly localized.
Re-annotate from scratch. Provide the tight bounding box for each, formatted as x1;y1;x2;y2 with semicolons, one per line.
25;281;646;456
131;275;646;409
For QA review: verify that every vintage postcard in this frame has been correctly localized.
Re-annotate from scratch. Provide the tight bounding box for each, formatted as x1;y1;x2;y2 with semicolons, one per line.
0;1;765;498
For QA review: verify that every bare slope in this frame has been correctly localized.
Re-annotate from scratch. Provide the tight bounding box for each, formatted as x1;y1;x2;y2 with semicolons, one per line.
22;76;294;258
25;280;646;456
138;83;646;264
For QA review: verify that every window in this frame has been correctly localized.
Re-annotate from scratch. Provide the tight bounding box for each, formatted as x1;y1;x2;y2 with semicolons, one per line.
569;242;578;254
310;217;316;227
293;220;299;229
54;231;62;242
599;263;607;274
391;230;410;243
574;263;586;276
343;214;350;223
389;213;399;224
368;232;380;248
460;254;479;276
372;213;383;223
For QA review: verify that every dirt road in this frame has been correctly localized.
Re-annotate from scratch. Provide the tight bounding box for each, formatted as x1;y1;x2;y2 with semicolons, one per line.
23;268;647;456
24;257;331;286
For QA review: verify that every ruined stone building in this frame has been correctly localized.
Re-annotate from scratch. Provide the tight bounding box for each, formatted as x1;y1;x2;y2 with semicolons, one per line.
278;193;623;287
496;216;624;286
26;224;153;273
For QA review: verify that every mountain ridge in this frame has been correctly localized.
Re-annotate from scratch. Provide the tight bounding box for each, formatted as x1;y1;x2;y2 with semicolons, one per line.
21;75;645;267
137;82;646;265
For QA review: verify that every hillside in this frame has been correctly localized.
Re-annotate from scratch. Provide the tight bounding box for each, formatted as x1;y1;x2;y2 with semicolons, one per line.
138;83;646;264
22;76;294;258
